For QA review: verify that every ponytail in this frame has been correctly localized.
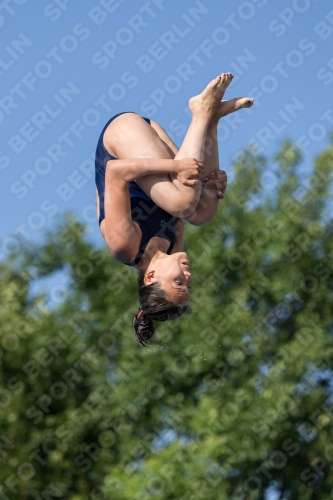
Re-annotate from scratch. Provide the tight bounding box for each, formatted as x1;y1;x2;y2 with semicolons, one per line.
132;271;188;347
132;310;155;347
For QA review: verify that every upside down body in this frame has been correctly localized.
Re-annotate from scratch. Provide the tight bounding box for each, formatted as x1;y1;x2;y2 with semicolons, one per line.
94;73;254;345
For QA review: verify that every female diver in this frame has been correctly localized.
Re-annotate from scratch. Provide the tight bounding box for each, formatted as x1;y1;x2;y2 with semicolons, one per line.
95;73;254;346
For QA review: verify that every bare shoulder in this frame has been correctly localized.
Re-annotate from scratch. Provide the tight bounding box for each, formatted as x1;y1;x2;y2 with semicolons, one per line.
101;219;142;264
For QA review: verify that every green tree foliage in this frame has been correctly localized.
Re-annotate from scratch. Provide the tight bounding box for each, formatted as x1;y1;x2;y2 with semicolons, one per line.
1;140;333;499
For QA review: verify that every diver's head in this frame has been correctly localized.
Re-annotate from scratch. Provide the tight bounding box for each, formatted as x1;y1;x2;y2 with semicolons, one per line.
144;251;192;304
132;252;191;346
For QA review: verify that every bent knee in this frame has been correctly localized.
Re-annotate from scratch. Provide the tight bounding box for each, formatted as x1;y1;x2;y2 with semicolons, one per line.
185;212;214;226
152;193;198;218
172;190;201;218
147;177;201;218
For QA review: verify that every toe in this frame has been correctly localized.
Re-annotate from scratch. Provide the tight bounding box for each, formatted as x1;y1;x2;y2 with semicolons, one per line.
209;76;221;88
218;72;234;89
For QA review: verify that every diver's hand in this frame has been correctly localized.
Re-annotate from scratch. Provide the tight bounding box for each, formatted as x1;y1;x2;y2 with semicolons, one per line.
174;158;205;187
202;170;228;199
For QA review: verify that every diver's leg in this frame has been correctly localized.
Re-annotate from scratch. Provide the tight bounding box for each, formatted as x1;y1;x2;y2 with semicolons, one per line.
104;74;233;217
185;97;255;225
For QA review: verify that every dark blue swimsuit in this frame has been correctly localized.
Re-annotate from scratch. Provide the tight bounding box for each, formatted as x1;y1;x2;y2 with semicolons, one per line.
95;112;177;267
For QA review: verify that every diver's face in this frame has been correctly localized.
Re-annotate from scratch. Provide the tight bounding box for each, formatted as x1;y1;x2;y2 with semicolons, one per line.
144;252;192;305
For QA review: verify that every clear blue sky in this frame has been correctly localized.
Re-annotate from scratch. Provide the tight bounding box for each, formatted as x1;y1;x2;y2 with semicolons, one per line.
1;0;333;256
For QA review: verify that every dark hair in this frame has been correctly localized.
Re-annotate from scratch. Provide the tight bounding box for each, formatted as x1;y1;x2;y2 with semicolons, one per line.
132;271;188;347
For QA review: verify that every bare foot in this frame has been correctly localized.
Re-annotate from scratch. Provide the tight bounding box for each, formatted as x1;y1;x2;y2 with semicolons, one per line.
211;97;254;124
189;73;234;118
